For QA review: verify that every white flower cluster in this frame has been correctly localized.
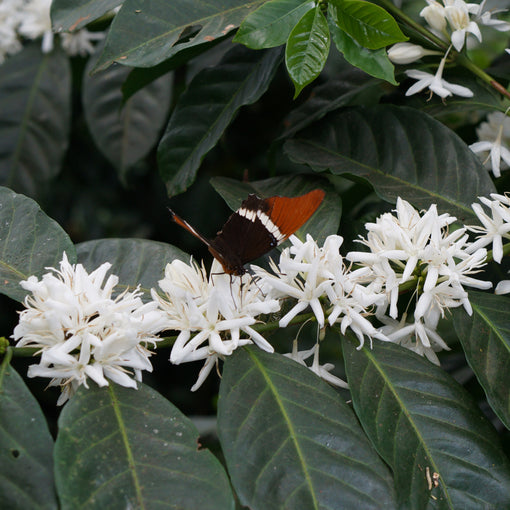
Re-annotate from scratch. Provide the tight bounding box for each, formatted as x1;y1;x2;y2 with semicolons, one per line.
470;112;510;178
13;254;164;405
152;259;280;391
421;0;509;51
387;0;509;100
16;193;510;401
347;198;491;363
468;193;510;293
0;0;104;64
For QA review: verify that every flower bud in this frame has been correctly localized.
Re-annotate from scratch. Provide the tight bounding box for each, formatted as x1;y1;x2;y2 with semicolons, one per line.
420;1;447;32
387;42;441;64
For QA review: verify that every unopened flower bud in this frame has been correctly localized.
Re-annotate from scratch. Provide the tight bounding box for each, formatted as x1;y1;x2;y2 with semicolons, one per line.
420;1;447;32
387;42;441;64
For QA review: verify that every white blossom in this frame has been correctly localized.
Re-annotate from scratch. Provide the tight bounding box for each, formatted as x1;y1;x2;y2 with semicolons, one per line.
420;0;448;33
405;50;473;99
152;258;280;390
444;0;482;51
13;253;164;405
253;235;388;347
17;0;54;53
61;29;104;57
284;340;349;388
470;112;510;178
378;313;450;365
347;198;490;342
470;0;510;31
0;0;23;64
467;193;510;262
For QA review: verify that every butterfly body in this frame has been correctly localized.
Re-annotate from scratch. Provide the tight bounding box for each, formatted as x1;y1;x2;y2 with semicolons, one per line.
169;189;325;276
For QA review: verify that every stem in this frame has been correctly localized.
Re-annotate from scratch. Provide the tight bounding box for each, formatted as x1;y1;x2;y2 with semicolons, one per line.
456;53;510;100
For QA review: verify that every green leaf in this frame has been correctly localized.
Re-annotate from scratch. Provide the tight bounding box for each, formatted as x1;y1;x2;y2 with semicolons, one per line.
94;0;267;71
121;38;225;102
51;0;120;31
343;339;510;509
234;0;315;49
284;105;496;222
158;45;282;196
210;175;340;244
0;357;57;510
76;238;188;300
218;347;396;510
54;382;235;509
328;12;396;85
285;6;330;98
0;44;70;197
0;187;75;302
83;46;172;182
453;291;510;430
329;0;407;50
281;71;383;138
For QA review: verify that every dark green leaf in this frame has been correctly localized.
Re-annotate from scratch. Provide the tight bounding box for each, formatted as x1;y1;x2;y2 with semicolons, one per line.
83;47;172;181
122;38;225;102
158;45;282;196
281;71;383;138
0;187;75;302
76;238;188;300
54;382;235;509
0;44;70;197
343;339;510;509
51;0;120;31
94;0;266;71
329;0;407;50
285;6;330;98
218;347;396;510
328;12;396;85
0;358;57;510
210;175;340;243
284;105;496;222
234;0;315;49
453;291;510;429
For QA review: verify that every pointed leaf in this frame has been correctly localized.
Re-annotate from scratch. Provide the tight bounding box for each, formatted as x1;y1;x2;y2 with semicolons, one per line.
284;105;496;222
234;0;315;49
83;48;172;181
210;175;340;243
0;187;75;302
285;6;330;98
94;0;267;71
453;291;510;429
343;339;510;509
158;45;282;196
328;13;396;85
281;71;382;138
0;357;57;510
51;0;120;31
0;44;70;197
329;0;407;50
54;382;235;509
218;347;396;509
76;238;188;300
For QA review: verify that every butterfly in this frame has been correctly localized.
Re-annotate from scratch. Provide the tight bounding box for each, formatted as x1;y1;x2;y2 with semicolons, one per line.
169;189;325;276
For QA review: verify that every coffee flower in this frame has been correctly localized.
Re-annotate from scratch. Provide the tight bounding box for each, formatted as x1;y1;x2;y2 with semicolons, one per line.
284;340;348;388
405;48;473;99
13;253;164;405
152;258;280;391
470;112;510;178
347;198;491;357
468;193;510;263
253;235;388;348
